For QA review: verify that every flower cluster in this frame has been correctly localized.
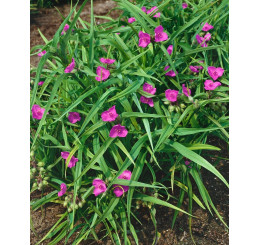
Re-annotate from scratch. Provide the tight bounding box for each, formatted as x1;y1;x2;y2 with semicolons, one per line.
92;170;132;197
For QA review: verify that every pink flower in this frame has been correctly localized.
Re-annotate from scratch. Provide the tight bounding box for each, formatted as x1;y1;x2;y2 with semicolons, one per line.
38;81;44;86
101;105;119;122
61;151;79;168
61;24;69;35
95;66;110;81
128;17;136;23
154;25;168;42
140;96;154;107
164;66;176;77
58;183;67;197
147;6;161;18
182;84;191;97
138;31;151;48
202;22;214;32
196;34;208;47
113;170;132;197
204;33;212;41
141;6;147;13
109;124;128;138
99;57;116;64
37;50;46;57
143;83;156;95
207;66;224;80
167;45;173;55
92;179;107;196
189;65;203;73
64;58;75;73
185;160;192;168
68;112;81;124
165;89;179;102
182;3;188;9
32;104;45;120
204;80;221;90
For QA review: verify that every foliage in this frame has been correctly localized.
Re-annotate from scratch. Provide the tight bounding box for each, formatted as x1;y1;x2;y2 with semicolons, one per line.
30;0;229;244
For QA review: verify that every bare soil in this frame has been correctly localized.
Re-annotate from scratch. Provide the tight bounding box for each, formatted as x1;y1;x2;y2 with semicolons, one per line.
30;1;229;244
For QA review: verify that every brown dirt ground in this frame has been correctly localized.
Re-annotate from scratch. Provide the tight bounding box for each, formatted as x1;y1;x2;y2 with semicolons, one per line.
30;1;229;244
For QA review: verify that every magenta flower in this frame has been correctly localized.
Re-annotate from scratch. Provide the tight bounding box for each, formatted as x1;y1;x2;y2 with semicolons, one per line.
154;25;168;42
147;6;161;18
138;31;151;48
32;104;45;120
92;179;107;196
141;6;147;13
64;58;75;73
189;65;203;73
95;66;110;81
143;83;156;95
182;84;191;97
204;80;221;90
167;45;173;55
101;105;119;122
182;3;188;9
196;34;208;47
140;96;154;107
113;170;132;197
99;57;116;64
38;81;44;86
61;24;69;35
185;160;192;168
204;33;212;41
165;89;179;102
58;183;67;197
202;22;214;32
68;112;81;124
207;66;224;80
164;66;176;77
38;50;46;57
109;124;128;138
61;151;79;168
128;17;136;23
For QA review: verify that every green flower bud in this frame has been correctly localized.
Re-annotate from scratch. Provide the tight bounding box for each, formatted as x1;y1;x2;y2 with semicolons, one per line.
43;180;48;186
65;196;69;201
175;107;180;113
75;204;79;209
82;199;86;204
44;176;49;181
136;205;140;209
38;162;45;167
39;167;45;173
164;101;170;105
30;151;34;157
180;103;186;109
38;183;43;188
32;182;37;188
168;105;175;112
188;96;194;103
148;204;152;209
107;177;113;182
31;168;37;173
78;202;83;208
68;207;72;213
154;192;158;198
63;201;67;207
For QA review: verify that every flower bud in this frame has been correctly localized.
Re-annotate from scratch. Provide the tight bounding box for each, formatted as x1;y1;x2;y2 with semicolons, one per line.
78;202;83;208
38;183;43;188
75;204;79;209
136;205;140;209
32;182;37;188
44;176;49;181
180;103;186;109
188;96;194;103
30;151;34;157
164;101;170;105
31;168;37;173
37;162;45;167
68;207;72;213
63;201;67;207
168;105;175;112
43;180;48;186
82;199;86;204
65;196;69;201
39;167;45;172
175;107;180;113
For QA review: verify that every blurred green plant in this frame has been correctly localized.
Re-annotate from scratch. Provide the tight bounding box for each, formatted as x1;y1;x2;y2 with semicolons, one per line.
30;0;229;244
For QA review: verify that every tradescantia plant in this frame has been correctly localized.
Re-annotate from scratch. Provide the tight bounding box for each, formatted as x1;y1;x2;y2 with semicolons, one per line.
30;0;229;244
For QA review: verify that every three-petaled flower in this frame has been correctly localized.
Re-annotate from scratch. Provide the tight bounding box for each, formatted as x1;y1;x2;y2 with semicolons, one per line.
138;31;151;48
99;58;116;64
208;66;224;80
92;179;107;196
167;45;173;55
68;112;81;124
109;124;128;138
32;104;45;120
204;80;221;90
64;58;75;73
164;66;176;77
154;25;168;42
143;83;156;95
165;89;179;102
140;96;154;107
95;66;110;81
182;84;191;97
61;152;79;168
101;106;119;122
58;183;67;197
128;17;136;23
202;22;214;32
